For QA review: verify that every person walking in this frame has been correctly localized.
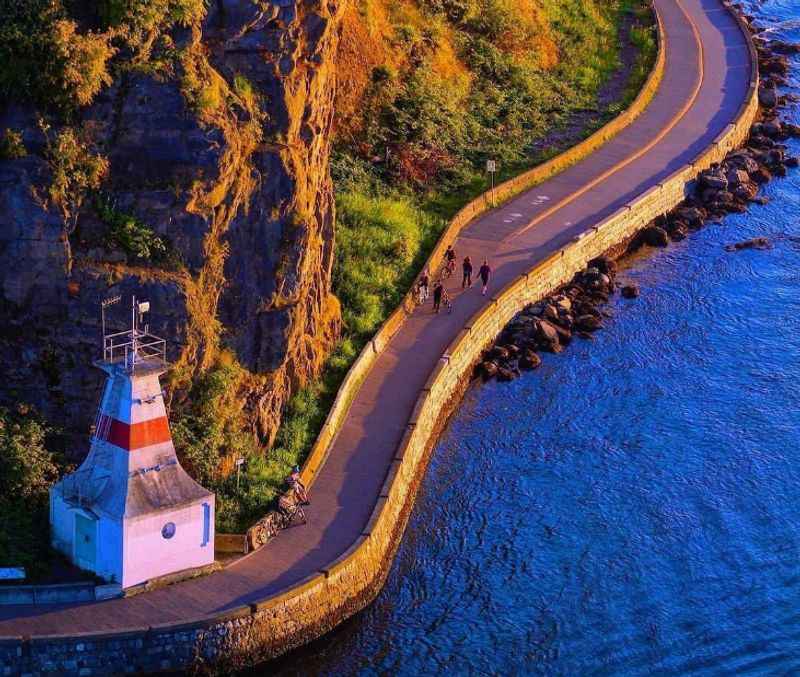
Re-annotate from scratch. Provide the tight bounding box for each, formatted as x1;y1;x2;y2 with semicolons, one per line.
433;280;444;313
462;255;473;289
441;287;453;314
479;260;492;295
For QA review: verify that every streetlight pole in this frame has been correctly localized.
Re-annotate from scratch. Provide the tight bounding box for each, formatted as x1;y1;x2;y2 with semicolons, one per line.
487;159;497;207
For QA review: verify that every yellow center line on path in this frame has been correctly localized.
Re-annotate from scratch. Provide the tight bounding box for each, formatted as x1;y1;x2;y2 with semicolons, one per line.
509;0;705;241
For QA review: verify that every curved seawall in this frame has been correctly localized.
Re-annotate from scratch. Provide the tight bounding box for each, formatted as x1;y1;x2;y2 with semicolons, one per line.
0;0;758;674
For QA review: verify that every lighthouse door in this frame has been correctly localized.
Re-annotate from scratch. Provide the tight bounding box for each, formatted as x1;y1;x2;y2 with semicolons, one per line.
74;513;97;570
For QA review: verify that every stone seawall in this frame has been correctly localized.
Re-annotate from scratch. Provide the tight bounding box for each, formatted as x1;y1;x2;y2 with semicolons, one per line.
0;3;759;675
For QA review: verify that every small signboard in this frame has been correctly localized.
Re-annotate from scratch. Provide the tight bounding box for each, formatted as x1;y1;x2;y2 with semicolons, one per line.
0;568;25;581
486;160;497;173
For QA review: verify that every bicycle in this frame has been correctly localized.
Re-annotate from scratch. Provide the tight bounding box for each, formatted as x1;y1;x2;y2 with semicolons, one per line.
441;258;456;279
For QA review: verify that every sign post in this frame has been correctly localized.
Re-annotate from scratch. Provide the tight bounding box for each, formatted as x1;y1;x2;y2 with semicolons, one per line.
486;159;497;207
235;458;246;491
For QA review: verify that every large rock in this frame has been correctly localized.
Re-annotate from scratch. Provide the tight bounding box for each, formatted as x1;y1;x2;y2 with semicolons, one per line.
700;172;728;191
575;314;603;332
677;207;706;228
726;168;750;187
0;0;348;449
759;87;778;108
643;226;669;247
518;350;542;370
587;255;617;275
621;284;639;299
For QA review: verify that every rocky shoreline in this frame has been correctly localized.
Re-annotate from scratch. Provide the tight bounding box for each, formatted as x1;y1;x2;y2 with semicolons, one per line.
477;6;796;385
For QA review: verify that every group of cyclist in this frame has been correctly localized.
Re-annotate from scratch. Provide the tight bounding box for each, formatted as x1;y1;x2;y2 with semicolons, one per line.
417;245;493;314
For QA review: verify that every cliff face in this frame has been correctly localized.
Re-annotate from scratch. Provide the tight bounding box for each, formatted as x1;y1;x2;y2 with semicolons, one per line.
0;0;343;451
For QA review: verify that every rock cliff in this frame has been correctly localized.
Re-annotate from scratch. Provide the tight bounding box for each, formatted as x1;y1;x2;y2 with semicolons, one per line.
0;0;344;452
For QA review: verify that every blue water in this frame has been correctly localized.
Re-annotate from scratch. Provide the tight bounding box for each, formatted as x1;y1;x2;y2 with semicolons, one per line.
266;3;800;674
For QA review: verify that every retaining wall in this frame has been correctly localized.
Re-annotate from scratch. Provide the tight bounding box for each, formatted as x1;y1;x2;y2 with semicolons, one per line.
0;3;760;674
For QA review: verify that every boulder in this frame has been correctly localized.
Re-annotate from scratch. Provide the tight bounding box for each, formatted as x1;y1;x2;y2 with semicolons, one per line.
733;182;758;202
700;172;728;191
784;123;800;138
643;226;669;247
759;87;778;108
677;207;706;227
481;361;498;380
535;319;560;344
621;284;639;299
749;134;775;149
574;314;603;332
726;168;750;187
728;152;760;174
554;295;572;313
497;366;516;382
518;350;542;370
542;304;560;322
587;255;617;275
768;40;800;55
751;166;772;184
489;345;510;361
712;190;735;204
761;55;789;75
669;225;688;242
724;237;771;252
762;120;784;139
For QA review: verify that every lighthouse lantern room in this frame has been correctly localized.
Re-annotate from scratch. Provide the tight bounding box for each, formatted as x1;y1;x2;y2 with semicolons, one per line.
50;296;215;588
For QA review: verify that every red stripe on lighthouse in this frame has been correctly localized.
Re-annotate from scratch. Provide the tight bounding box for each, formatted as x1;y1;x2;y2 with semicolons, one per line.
104;417;172;450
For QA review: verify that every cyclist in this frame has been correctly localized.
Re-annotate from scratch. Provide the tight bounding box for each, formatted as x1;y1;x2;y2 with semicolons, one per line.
443;245;457;277
417;268;430;304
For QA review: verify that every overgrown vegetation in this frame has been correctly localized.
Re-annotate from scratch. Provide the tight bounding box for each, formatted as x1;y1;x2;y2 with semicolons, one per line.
40;121;109;227
0;0;207;113
93;196;175;264
0;406;71;581
0;129;26;160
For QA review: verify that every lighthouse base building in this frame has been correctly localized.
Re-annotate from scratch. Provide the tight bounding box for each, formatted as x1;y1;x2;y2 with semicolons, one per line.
50;303;214;589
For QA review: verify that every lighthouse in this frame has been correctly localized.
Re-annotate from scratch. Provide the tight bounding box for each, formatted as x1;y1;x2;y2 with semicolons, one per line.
50;297;215;589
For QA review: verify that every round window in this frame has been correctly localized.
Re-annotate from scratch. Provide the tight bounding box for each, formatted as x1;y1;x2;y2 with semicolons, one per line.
161;522;176;539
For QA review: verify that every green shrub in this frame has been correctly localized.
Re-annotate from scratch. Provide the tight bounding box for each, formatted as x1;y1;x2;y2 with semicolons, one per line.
0;405;68;579
0;129;26;160
94;197;171;263
40;122;109;226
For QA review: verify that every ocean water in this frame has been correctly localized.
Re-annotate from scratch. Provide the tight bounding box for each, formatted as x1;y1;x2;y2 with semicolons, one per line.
265;3;800;675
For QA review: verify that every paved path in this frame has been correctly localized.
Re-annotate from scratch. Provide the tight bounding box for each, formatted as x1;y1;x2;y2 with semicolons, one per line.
0;0;753;637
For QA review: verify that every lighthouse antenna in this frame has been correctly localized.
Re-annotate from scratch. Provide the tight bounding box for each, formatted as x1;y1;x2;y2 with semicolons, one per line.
100;295;122;362
131;295;138;369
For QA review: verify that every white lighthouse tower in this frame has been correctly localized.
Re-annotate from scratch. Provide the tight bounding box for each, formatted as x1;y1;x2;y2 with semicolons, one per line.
50;297;215;589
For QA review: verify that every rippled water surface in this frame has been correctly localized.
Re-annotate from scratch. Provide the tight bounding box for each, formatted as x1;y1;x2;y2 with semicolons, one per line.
265;3;800;675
